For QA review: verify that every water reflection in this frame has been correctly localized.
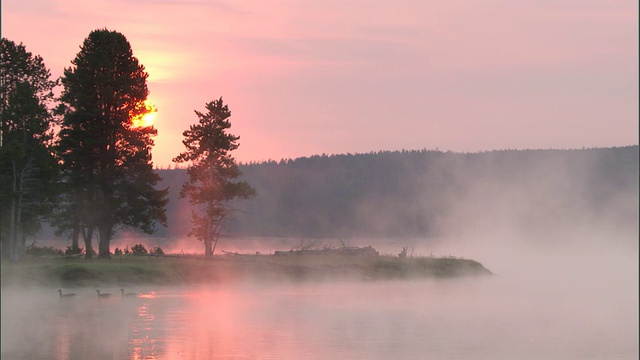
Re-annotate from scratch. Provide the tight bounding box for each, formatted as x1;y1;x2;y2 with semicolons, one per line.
130;303;158;360
1;277;637;359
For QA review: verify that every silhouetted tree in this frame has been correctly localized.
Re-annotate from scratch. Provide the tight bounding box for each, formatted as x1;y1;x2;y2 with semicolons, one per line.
0;38;59;261
173;98;255;256
56;29;168;258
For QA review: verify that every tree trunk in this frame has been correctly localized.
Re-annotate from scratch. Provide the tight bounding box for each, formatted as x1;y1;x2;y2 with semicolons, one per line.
71;191;81;252
0;229;9;260
204;162;215;257
204;237;213;256
83;226;94;259
10;160;26;263
71;225;80;252
8;162;18;262
211;219;222;255
11;212;23;263
8;158;35;262
211;235;219;255
204;214;213;256
7;198;17;261
98;224;111;258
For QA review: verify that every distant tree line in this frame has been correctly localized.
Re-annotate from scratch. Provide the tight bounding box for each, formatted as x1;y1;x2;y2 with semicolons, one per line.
157;146;638;240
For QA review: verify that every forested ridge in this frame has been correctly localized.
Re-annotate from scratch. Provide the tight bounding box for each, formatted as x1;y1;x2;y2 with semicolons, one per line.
156;146;639;241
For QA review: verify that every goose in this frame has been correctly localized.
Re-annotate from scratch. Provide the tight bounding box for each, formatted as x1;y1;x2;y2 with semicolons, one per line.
58;289;76;298
96;290;112;298
121;288;138;297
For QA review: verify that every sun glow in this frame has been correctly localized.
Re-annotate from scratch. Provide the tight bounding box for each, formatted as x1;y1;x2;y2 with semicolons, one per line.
132;100;157;128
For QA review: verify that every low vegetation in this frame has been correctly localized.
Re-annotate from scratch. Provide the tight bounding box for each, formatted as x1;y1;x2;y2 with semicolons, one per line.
1;251;492;288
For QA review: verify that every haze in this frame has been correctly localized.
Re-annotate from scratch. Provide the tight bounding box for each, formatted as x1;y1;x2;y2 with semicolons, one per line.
2;148;638;359
1;1;637;358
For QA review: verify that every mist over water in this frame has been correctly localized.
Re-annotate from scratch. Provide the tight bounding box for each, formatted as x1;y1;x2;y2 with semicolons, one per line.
2;223;638;360
2;149;638;359
1;271;636;359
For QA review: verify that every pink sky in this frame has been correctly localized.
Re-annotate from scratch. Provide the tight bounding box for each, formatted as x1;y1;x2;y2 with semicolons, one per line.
2;0;638;167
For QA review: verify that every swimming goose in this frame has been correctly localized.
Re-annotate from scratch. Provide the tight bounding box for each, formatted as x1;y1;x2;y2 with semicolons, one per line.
96;290;112;298
58;289;76;298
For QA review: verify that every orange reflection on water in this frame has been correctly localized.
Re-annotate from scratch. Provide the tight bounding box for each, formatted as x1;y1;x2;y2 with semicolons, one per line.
139;291;158;299
129;302;159;359
162;287;258;360
53;315;72;360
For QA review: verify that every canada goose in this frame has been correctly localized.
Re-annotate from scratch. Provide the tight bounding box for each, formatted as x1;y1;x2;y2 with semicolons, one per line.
96;290;112;298
58;289;76;298
121;288;137;297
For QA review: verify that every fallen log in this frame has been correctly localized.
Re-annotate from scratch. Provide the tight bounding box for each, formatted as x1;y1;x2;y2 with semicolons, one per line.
274;245;379;257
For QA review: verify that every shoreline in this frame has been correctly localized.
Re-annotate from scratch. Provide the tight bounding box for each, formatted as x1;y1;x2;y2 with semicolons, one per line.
1;254;492;288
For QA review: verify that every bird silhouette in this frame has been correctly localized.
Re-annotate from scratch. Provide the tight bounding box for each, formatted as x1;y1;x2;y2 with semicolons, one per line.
96;290;112;298
121;288;138;297
58;289;76;298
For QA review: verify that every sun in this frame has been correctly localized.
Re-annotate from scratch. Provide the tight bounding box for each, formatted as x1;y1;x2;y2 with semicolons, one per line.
132;100;157;128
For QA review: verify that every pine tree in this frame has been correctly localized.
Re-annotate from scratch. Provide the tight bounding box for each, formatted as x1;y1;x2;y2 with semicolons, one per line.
174;98;255;256
0;38;59;261
56;29;168;258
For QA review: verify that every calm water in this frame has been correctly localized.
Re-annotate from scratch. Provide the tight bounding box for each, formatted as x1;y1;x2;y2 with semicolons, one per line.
1;273;637;360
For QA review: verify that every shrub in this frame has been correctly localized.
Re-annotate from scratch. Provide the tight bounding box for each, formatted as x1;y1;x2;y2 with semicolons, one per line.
26;244;64;256
123;246;131;255
131;243;148;254
65;245;83;255
151;246;164;255
113;247;123;255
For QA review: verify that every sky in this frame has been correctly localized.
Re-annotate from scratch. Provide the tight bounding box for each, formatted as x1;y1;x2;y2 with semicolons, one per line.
2;0;638;167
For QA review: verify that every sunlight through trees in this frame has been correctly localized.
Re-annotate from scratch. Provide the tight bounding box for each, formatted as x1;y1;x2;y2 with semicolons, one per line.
55;29;168;258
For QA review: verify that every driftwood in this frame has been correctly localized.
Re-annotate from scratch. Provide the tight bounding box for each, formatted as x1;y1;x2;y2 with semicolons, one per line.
274;245;379;257
221;250;254;256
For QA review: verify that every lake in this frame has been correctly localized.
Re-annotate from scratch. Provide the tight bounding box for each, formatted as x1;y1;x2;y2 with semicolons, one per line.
1;269;637;360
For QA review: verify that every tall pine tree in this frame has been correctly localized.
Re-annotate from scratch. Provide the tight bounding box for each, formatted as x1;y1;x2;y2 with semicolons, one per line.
174;98;255;256
56;29;168;258
0;38;59;262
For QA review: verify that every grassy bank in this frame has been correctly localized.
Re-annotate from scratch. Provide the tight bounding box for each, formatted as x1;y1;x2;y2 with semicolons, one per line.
1;253;492;288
